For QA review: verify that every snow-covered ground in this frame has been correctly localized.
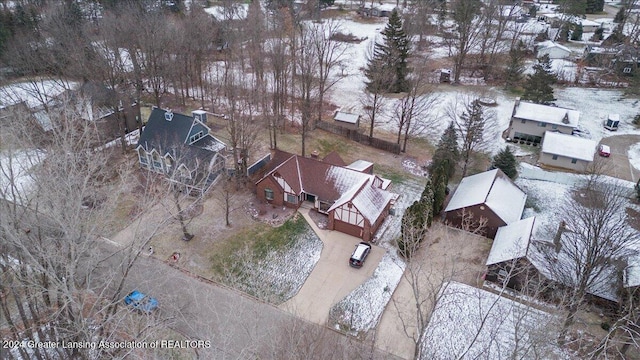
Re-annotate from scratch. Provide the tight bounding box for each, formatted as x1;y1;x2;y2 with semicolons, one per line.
419;282;571;360
0;149;45;203
516;163;636;241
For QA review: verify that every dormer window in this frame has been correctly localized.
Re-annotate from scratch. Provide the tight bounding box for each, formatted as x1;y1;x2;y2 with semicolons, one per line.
165;111;174;121
190;131;204;144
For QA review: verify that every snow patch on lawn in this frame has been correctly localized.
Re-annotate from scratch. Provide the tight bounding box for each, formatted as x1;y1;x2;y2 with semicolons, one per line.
328;251;404;336
220;220;323;305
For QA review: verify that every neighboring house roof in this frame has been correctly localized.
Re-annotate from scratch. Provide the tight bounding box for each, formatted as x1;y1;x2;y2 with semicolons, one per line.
488;223;622;302
445;169;527;225
420;282;564;360
137;108;226;170
624;254;640;288
334;111;359;124
512;101;580;128
537;41;571;54
486;217;536;266
541;131;596;162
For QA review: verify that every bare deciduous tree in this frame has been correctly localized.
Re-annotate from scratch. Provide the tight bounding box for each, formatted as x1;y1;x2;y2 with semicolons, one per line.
542;180;640;344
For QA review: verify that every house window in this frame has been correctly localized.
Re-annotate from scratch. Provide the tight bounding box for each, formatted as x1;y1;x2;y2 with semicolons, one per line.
521;119;526;124
190;131;204;144
265;188;274;201
552;124;558;130
571;158;578;164
152;153;162;169
164;156;173;168
138;149;148;166
286;193;297;204
552;155;558;160
538;122;547;127
623;67;632;74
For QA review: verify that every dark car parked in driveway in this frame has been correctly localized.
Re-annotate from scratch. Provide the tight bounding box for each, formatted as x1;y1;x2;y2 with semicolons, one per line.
349;242;372;268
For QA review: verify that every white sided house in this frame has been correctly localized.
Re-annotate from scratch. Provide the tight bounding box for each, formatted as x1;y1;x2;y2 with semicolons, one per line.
536;41;571;59
508;98;579;144
539;131;596;172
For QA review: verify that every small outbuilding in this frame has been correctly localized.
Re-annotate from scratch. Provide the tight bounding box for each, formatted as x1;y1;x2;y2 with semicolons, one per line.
334;111;360;130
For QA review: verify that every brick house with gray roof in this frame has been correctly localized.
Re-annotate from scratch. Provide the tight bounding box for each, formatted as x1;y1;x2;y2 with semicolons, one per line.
255;151;396;241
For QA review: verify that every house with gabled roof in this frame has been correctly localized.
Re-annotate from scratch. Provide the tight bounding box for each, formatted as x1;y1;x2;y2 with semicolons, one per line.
255;151;396;241
507;98;579;144
444;169;527;239
136;108;227;194
539;131;597;172
485;218;624;306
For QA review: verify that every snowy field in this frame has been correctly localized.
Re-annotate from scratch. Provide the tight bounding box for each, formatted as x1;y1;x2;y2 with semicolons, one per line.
419;282;571;360
323;16;640;157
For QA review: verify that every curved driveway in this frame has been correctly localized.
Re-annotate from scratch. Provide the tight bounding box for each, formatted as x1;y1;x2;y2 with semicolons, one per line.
599;134;640;182
279;208;384;325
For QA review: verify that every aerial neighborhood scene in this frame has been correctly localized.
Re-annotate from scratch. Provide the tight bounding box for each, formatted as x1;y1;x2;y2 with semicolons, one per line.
3;0;640;358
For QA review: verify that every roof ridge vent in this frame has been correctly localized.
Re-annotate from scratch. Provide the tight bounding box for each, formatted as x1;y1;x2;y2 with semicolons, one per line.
165;110;174;121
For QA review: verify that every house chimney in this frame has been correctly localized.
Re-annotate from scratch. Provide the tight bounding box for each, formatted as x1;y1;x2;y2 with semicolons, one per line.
311;150;319;159
512;97;520;117
553;220;566;253
562;112;570;124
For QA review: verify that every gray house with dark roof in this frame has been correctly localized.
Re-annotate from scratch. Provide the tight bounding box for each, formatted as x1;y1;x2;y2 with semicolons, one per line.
136;108;227;194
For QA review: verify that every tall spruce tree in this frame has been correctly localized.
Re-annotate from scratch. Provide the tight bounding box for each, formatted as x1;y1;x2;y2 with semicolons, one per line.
431;162;449;214
571;23;583;41
522;54;557;105
492;147;518;179
364;9;410;93
428;122;460;179
420;179;434;228
504;40;526;89
458;100;486;178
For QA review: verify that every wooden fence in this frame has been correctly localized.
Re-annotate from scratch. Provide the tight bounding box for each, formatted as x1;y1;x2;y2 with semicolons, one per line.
316;121;401;154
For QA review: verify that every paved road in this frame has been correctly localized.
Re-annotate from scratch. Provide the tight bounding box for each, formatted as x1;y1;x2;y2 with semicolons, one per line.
94;238;399;359
280;209;385;325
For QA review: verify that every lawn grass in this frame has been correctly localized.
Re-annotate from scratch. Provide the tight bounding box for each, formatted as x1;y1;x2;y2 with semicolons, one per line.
211;215;308;275
375;163;408;185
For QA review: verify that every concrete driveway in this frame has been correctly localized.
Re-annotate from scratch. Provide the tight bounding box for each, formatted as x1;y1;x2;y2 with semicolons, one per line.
279;208;384;325
599;134;640;183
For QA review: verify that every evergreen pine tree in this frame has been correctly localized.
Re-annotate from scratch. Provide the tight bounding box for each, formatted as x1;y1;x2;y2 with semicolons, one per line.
364;9;410;93
586;0;604;14
492;147;518;179
431;162;449;215
504;40;526;89
428;122;460;179
459;99;486;178
571;23;583;41
420;179;434;228
522;54;557;105
614;7;625;23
